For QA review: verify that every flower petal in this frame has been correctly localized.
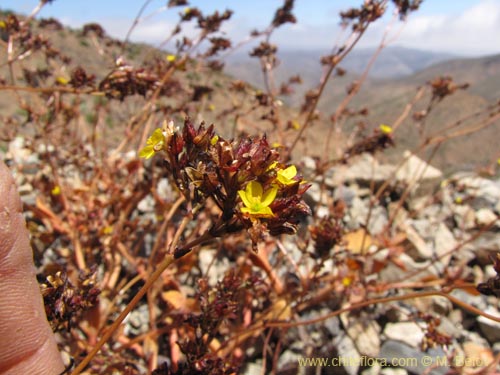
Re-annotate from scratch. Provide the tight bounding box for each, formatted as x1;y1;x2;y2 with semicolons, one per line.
261;185;278;207
266;161;278;172
256;206;274;217
379;124;392;134
139;145;155;159
241;206;274;217
246;181;263;202
150;128;165;144
276;165;298;185
282;165;297;179
238;189;252;208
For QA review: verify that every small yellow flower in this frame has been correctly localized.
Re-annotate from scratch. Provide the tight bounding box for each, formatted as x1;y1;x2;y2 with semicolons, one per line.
276;165;298;185
497;158;500;166
56;76;69;85
210;135;219;145
208;104;215;111
0;21;6;29
102;226;113;235
139;128;166;159
379;124;392;134
184;7;191;14
342;276;352;287
51;185;61;196
291;120;300;130
267;161;278;171
166;54;176;62
238;181;277;218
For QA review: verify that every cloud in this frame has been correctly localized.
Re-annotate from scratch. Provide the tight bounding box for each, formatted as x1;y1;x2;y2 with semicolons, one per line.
236;0;500;56
56;0;500;56
396;0;500;55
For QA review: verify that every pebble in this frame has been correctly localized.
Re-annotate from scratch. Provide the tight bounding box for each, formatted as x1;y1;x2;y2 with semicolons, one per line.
383;322;424;348
8;135;500;374
477;306;500;344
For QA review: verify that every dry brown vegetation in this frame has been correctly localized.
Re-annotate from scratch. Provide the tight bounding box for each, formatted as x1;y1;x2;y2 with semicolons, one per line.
1;1;500;374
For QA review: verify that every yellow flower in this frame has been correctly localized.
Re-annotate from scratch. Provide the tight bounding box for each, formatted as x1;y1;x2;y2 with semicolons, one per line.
184;7;191;14
267;161;278;171
238;181;277;218
166;54;176;62
51;185;61;196
139;128;166;159
291;120;300;130
276;165;297;185
342;276;352;287
208;104;215;111
210;135;219;145
102;226;113;235
379;124;392;134
56;76;69;85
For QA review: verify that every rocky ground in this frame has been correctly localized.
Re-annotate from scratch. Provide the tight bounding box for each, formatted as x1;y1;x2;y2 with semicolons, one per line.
3;137;500;375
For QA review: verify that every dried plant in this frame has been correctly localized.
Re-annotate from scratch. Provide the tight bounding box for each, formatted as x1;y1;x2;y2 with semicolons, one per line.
0;1;499;374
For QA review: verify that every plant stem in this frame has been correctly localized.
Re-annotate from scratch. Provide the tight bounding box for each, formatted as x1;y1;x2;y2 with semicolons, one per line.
71;253;175;375
72;211;196;374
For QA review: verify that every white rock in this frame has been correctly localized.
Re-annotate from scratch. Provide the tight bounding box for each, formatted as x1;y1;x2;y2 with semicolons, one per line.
299;156;317;175
341;314;381;357
124;150;137;162
452;204;476;230
7;137;38;164
475;208;497;226
396;150;443;180
333;332;360;375
315;205;330;219
379;253;435;282
242;362;263;375
380;369;408;375
454;174;500;207
198;248;230;285
395;150;442;196
137;195;155;212
333;185;357;205
432;222;456;270
383;322;424;348
347;195;388;234
304;182;327;205
403;221;432;259
477;307;500;344
329;153;395;186
379;341;447;375
157;178;173;201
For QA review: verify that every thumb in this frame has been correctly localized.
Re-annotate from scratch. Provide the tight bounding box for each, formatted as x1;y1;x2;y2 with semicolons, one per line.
0;161;64;375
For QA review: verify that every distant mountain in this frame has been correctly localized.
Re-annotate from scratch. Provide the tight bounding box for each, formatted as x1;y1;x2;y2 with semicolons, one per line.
313;53;500;173
224;46;457;86
338;46;457;79
404;53;500;101
2;8;498;174
225;46;500;172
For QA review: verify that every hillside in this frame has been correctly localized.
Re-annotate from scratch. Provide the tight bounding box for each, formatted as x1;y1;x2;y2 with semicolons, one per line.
0;10;281;151
2;7;500;375
347;54;500;171
1;9;499;174
225;46;456;83
284;53;500;173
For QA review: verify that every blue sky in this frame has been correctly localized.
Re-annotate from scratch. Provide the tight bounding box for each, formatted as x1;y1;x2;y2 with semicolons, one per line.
2;1;500;56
